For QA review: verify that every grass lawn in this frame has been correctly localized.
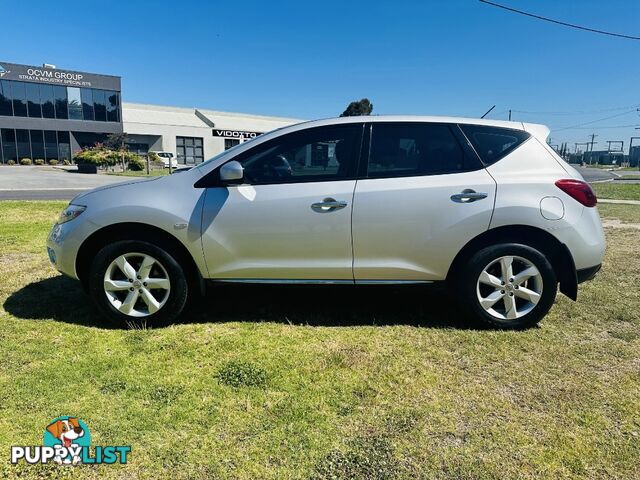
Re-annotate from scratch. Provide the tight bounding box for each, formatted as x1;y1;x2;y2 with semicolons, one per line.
107;169;170;177
1;201;639;479
592;182;640;201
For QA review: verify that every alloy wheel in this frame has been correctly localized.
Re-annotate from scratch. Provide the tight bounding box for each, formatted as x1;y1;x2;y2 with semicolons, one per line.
476;255;543;321
103;253;171;317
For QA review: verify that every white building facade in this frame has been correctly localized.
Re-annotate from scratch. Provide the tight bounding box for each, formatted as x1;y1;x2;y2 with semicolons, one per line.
123;103;301;165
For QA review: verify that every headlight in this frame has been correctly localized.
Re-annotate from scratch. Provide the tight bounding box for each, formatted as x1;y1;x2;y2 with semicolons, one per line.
57;204;86;224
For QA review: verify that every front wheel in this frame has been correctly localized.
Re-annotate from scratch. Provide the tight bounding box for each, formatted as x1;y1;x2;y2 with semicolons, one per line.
89;240;189;327
459;244;557;329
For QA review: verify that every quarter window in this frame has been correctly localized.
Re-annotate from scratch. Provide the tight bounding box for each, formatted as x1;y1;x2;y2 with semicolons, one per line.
460;124;530;165
368;123;473;177
235;125;362;185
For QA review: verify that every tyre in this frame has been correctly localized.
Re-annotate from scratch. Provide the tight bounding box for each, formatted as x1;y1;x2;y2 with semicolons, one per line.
89;240;189;327
459;243;557;329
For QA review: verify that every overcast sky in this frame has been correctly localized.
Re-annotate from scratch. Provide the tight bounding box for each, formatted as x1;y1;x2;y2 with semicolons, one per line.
3;0;639;150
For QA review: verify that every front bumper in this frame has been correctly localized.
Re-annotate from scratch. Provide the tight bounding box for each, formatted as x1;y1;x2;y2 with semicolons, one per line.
46;220;86;280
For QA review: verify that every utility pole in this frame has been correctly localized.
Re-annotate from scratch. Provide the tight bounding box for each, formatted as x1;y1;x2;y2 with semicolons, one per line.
586;134;598;165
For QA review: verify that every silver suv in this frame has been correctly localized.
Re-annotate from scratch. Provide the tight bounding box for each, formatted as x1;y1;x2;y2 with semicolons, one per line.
47;116;605;329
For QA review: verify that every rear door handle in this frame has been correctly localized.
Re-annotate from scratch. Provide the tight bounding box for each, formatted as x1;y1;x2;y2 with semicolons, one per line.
450;189;488;203
311;197;348;212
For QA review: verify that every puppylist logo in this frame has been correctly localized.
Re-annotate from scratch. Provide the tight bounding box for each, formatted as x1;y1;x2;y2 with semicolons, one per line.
11;416;131;466
0;64;9;77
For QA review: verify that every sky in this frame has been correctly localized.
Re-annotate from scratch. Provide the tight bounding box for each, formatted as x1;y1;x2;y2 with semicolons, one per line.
2;0;639;150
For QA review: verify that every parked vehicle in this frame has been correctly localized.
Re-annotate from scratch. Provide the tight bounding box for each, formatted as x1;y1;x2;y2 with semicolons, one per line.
47;116;605;329
152;151;177;168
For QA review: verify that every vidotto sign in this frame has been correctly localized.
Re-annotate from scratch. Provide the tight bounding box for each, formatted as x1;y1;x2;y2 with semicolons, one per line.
0;62;121;91
212;129;263;139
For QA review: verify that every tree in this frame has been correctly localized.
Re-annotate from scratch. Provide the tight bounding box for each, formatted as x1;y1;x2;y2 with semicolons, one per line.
104;132;129;172
340;98;373;117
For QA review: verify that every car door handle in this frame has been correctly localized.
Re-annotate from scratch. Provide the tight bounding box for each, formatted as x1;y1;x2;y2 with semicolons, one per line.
311;198;348;212
450;189;488;203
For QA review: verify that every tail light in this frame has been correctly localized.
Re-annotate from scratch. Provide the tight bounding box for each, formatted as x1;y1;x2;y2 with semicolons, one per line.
555;179;597;207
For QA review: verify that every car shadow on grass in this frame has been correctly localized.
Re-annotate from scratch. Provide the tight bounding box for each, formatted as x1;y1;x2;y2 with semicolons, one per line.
4;275;480;330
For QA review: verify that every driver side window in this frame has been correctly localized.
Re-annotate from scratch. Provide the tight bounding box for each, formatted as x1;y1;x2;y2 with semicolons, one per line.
235;125;362;185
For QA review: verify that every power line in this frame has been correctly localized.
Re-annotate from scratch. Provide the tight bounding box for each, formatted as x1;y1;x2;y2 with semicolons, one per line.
551;109;640;132
512;104;640;116
479;0;640;41
558;124;640;130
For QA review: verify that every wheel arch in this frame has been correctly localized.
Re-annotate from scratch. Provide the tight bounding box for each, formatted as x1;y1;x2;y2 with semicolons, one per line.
447;224;577;300
76;222;205;295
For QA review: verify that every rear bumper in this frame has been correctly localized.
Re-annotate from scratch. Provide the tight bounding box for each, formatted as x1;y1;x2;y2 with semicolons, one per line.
577;264;601;284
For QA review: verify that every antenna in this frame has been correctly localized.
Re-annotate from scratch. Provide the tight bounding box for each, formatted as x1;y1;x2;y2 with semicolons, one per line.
481;105;496;119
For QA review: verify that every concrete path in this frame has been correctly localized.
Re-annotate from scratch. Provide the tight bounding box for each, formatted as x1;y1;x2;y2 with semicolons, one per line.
0;166;141;200
598;198;640;205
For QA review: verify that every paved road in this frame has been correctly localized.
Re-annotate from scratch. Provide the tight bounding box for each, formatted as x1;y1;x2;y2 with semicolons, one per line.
0;166;140;200
574;166;616;183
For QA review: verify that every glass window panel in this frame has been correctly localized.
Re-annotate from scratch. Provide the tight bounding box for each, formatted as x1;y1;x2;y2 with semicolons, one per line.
237;126;361;184
40;84;55;118
176;137;184;146
459;124;531;166
81;88;94;121
53;86;68;119
26;83;42;118
368;124;467;177
16;129;31;159
67;87;83;120
92;89;106;121
106;91;119;122
2;129;17;162
194;138;203;147
44;130;58;161
12;82;27;117
225;139;240;150
185;138;194;146
30;130;44;160
57;131;71;162
0;80;13;116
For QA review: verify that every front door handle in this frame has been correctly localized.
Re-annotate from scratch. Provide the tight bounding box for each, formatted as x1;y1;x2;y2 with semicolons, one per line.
450;189;488;203
311;197;348;212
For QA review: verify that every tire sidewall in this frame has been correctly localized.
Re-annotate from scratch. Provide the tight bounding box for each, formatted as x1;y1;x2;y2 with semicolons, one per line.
462;243;557;329
89;240;188;327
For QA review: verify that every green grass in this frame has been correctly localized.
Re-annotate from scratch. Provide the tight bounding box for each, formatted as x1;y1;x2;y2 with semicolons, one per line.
1;201;639;479
592;182;640;201
107;169;170;177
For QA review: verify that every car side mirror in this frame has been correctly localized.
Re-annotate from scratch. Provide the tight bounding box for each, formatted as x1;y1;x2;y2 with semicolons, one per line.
219;161;244;184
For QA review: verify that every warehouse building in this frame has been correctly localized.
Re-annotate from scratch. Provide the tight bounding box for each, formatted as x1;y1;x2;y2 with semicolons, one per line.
0;61;300;165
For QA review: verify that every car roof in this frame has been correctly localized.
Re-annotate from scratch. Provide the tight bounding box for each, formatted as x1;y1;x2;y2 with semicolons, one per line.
278;115;548;141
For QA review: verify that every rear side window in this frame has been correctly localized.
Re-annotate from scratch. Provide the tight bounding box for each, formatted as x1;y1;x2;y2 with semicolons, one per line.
460;124;530;166
367;123;479;178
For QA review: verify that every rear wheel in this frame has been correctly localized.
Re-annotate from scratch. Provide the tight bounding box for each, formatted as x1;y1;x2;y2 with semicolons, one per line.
89;240;189;327
460;244;557;329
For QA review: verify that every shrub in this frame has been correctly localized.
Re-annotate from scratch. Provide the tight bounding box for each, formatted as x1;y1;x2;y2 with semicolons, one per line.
34;158;45;165
20;158;32;165
62;159;71;165
48;159;58;166
127;156;145;171
7;160;15;165
147;151;160;163
74;146;118;167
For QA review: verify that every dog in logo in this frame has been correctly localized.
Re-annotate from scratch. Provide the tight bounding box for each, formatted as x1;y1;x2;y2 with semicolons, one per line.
46;417;85;464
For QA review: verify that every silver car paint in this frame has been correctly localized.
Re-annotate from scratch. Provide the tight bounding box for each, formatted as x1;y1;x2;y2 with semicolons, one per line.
47;116;605;285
